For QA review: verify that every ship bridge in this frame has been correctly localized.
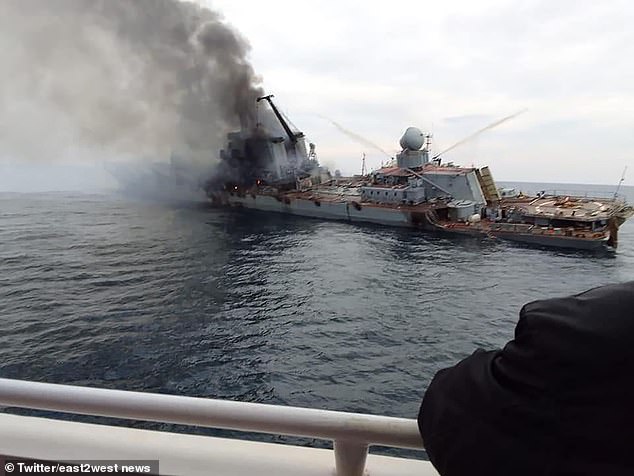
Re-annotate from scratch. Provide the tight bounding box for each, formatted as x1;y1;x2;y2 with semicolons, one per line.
363;163;487;208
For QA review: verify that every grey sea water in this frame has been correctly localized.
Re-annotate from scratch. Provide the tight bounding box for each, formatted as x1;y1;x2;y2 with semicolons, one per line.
1;183;633;454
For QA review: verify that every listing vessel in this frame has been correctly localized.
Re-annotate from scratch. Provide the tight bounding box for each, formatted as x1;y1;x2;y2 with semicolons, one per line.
205;95;633;250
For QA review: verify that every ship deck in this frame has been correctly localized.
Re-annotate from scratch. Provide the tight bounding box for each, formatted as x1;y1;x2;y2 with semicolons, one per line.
500;196;623;221
265;189;449;212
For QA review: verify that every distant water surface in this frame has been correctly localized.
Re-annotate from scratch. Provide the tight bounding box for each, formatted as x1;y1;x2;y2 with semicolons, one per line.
1;184;633;455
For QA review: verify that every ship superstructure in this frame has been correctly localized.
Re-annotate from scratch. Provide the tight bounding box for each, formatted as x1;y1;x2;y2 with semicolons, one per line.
206;95;632;250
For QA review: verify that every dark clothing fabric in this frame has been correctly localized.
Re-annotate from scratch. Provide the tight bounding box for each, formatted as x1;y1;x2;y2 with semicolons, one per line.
418;282;634;476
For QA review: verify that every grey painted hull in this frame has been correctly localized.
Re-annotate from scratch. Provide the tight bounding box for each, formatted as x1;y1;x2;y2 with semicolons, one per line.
211;193;610;250
490;231;609;250
213;193;416;227
441;226;610;250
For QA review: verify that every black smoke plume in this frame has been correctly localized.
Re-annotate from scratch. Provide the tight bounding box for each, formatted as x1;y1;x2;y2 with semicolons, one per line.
0;0;264;164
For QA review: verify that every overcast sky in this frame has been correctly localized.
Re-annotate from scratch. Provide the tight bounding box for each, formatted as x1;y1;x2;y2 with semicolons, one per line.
1;0;631;192
204;0;633;185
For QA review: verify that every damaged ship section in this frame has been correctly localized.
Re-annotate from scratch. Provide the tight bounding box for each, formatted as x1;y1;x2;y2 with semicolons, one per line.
204;95;318;192
206;96;633;251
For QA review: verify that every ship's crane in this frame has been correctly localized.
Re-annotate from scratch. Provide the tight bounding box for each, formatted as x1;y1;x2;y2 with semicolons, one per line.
256;95;304;144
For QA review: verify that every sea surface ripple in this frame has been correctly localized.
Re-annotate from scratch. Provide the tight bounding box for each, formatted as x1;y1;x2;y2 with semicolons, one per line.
1;185;633;454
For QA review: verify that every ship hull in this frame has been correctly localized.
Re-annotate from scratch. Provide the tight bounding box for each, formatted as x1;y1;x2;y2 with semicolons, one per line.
210;192;613;250
212;193;417;228
497;233;609;250
433;224;610;250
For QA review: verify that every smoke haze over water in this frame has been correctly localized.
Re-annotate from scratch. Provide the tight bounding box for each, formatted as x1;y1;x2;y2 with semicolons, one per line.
0;0;264;164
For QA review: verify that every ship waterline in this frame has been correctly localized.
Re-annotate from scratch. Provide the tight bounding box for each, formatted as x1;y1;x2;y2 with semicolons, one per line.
205;95;632;251
210;190;615;250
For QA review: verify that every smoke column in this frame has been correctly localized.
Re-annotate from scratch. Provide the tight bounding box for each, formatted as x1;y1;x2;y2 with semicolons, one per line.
433;109;528;159
0;0;264;164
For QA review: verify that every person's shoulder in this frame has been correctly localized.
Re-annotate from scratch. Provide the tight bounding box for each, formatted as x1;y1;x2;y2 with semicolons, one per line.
518;281;634;333
504;281;634;380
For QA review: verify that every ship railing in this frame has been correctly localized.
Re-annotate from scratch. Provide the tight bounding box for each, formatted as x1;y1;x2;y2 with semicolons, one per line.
0;378;425;476
537;190;626;201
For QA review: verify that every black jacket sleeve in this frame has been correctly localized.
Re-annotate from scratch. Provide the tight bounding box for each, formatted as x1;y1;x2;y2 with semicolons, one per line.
418;281;634;476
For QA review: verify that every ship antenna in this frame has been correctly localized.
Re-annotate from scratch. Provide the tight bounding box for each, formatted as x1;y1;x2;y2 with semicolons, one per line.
614;166;628;199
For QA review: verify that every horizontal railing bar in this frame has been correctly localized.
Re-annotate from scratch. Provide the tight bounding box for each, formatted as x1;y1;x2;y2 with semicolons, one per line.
0;414;437;476
0;378;424;450
538;190;623;200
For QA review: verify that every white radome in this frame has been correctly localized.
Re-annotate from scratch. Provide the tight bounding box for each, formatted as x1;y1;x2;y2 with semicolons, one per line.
399;127;425;151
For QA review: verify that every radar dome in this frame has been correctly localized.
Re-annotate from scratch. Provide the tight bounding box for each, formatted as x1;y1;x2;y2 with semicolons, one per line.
399;127;425;151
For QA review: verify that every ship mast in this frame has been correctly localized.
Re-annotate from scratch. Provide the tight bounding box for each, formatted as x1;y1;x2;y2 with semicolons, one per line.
614;166;628;199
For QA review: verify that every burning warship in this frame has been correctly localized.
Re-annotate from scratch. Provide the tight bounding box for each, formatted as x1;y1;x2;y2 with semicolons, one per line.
205;95;633;250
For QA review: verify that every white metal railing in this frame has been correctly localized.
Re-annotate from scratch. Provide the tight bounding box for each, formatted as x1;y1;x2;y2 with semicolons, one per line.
536;189;625;201
0;378;424;476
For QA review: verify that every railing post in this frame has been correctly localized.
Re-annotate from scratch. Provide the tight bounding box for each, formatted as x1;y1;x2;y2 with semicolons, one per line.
334;439;368;476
